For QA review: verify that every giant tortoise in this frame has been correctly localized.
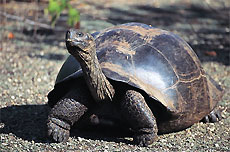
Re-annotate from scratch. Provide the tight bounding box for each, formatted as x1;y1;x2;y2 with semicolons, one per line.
47;23;223;146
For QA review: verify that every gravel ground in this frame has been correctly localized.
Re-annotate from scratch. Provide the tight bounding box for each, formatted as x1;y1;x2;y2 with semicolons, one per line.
0;0;229;151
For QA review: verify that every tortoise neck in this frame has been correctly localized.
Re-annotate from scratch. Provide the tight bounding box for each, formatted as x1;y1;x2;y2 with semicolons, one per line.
78;47;115;102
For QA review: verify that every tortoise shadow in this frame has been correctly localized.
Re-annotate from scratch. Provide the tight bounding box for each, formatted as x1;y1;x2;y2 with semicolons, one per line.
71;125;133;145
0;104;132;144
0;104;50;143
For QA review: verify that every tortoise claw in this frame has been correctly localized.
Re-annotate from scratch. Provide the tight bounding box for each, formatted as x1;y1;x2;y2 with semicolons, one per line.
47;117;70;142
201;109;222;123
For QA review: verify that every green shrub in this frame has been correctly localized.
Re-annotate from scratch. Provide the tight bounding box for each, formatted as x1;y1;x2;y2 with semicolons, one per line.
45;0;80;27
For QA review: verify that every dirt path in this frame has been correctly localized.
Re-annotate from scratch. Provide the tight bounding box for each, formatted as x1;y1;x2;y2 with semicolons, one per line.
0;0;229;151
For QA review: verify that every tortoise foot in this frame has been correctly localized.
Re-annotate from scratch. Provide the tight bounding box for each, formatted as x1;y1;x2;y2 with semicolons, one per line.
201;109;222;123
133;128;157;147
120;90;158;146
47;117;70;142
47;96;88;142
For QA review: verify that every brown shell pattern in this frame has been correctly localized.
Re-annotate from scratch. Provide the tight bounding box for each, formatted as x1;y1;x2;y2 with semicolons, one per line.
93;23;210;113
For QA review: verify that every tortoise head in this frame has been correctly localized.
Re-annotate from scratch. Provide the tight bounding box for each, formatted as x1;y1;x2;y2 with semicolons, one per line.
66;29;95;59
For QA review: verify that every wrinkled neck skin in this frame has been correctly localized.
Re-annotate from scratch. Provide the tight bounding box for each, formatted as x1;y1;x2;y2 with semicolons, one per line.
73;45;115;102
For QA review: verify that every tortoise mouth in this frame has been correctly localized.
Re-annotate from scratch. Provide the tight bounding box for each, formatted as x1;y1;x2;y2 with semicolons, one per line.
66;38;82;47
66;39;89;55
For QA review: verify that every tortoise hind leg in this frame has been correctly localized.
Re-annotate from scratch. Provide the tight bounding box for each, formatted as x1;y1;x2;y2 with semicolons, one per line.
120;90;158;146
47;90;89;142
201;108;222;123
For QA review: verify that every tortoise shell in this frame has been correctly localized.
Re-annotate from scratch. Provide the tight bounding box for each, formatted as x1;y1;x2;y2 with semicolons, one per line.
49;23;223;129
96;23;222;111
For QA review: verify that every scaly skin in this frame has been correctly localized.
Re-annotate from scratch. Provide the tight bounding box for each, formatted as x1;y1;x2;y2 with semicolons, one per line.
47;29;116;143
120;90;158;146
66;29;115;102
47;89;88;142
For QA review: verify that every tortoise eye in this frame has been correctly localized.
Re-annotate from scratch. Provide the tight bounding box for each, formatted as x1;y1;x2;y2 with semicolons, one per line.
77;32;83;37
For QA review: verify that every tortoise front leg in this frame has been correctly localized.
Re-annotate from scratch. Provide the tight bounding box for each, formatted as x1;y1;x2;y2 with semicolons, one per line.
120;90;158;146
47;91;88;142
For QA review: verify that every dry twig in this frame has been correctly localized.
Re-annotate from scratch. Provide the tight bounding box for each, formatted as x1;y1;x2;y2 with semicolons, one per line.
0;11;66;32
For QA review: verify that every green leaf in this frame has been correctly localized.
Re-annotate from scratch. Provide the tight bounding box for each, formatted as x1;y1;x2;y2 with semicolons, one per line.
48;0;61;14
60;0;68;10
67;7;80;26
46;0;80;27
